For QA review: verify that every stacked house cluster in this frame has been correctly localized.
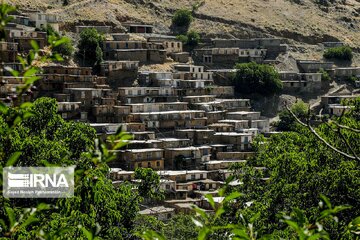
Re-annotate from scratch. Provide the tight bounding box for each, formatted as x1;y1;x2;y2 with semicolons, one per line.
1;10;359;219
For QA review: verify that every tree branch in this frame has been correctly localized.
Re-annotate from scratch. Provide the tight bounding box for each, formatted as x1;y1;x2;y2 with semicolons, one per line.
286;105;359;161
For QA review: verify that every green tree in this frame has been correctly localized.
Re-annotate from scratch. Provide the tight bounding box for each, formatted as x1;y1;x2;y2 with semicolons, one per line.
233;99;360;239
323;46;353;61
176;30;200;49
318;68;331;82
172;9;193;28
78;28;104;66
134;168;164;201
278;100;309;131
233;62;283;95
186;30;200;47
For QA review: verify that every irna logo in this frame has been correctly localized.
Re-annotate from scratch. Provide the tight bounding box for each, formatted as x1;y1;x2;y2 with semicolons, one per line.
3;167;74;198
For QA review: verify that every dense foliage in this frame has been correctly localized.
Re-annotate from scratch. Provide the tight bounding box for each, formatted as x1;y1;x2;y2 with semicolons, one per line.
277;100;309;131
323;46;353;61
77;28;104;66
233;62;283;95
177;30;201;48
0;98;161;239
231;98;360;239
172;9;193;28
318;68;331;82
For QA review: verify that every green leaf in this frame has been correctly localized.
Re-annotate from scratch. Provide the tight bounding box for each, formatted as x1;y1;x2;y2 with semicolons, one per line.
5;207;16;229
320;194;331;209
54;53;64;61
351;216;360;225
25;76;41;85
13;115;22;126
205;194;215;209
20;102;33;109
30;40;39;51
23;68;38;78
197;227;210;240
0;102;9;114
53;37;70;47
224;191;242;203
80;226;93;240
20;215;39;229
4;66;19;77
232;228;250;239
192;206;208;221
6;151;21;167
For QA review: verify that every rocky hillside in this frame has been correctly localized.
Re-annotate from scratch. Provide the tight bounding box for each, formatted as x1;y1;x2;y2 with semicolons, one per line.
7;0;360;61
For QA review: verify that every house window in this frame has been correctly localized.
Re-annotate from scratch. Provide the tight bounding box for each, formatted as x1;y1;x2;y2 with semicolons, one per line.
128;90;132;95
125;42;129;49
191;174;195;180
166;184;170;189
138;162;142;168
148;162;151;168
137;90;141;95
156;161;160;167
171;42;174;48
200;174;203;179
81;91;85;99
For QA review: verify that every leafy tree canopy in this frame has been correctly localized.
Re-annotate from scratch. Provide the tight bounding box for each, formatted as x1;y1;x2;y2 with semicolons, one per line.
233;62;283;95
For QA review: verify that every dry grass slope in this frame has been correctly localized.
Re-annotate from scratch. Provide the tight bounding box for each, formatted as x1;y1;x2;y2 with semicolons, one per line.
6;0;360;49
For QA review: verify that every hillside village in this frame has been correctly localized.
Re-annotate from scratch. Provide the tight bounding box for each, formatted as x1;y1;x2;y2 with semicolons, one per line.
0;8;359;221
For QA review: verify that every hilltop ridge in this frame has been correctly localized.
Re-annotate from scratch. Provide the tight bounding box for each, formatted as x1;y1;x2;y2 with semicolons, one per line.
7;0;360;49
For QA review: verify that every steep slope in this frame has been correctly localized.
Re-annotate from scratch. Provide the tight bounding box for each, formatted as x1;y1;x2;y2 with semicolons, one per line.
7;0;360;62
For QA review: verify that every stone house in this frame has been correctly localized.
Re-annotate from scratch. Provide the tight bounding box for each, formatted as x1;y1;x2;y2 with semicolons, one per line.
164;146;212;170
75;25;111;34
204;160;247;171
297;60;333;73
100;61;139;88
123;23;153;33
0;42;18;62
226;111;261;120
139;206;176;221
57;101;81;120
333;67;360;79
175;129;215;145
28;11;60;31
112;148;164;170
212;132;253;151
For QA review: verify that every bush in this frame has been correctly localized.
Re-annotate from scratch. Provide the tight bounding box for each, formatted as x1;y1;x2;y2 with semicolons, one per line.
318;68;331;81
172;9;193;28
233;62;283;95
176;30;200;48
186;30;200;47
323;46;353;61
176;34;188;43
